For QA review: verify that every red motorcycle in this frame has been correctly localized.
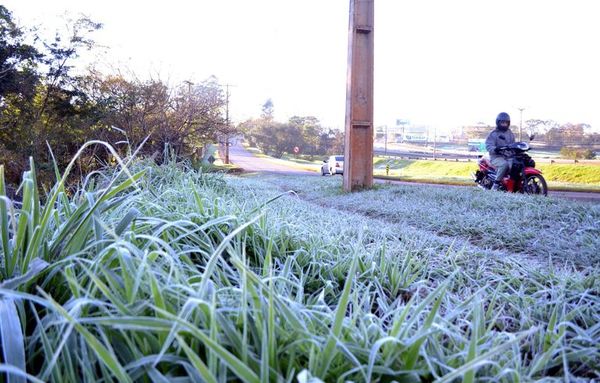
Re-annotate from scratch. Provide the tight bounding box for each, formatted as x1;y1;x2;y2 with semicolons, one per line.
472;142;548;196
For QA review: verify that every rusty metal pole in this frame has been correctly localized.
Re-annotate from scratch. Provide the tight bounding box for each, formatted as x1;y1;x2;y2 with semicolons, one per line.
343;0;374;192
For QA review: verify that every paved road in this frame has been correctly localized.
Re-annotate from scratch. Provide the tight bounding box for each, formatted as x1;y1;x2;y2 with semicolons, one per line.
229;144;600;203
228;142;316;175
547;190;600;203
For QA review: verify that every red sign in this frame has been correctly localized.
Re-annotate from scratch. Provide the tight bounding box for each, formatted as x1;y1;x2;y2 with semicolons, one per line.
293;146;300;154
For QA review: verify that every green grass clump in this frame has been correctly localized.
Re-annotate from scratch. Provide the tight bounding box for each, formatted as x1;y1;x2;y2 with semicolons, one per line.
374;157;475;178
1;146;599;382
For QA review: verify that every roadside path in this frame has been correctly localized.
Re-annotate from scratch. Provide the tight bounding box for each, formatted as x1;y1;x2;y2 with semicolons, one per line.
228;142;314;175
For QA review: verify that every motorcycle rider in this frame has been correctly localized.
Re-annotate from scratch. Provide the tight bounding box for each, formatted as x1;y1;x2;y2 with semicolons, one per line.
485;112;516;191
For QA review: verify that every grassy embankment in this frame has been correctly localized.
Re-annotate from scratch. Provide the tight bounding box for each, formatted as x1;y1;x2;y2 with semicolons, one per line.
373;158;600;191
272;150;600;192
1;144;599;382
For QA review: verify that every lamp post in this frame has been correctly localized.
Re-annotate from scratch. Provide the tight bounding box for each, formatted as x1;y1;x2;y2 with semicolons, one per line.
433;126;437;160
384;125;388;156
518;107;525;141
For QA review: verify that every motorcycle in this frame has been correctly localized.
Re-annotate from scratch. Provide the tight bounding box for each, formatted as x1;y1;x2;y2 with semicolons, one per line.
472;141;548;196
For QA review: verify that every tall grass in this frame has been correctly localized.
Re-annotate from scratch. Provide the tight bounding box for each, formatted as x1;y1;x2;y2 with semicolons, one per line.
0;146;599;382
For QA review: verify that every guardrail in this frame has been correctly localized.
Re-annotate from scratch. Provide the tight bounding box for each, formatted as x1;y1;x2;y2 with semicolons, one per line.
374;151;600;165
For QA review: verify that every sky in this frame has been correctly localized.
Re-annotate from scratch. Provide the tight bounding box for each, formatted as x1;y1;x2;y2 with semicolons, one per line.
4;0;600;132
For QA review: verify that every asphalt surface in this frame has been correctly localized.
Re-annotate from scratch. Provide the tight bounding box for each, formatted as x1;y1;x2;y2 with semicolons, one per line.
228;143;315;175
228;143;600;203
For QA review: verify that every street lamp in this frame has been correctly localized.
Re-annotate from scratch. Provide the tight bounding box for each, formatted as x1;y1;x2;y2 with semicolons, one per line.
433;126;437;160
518;107;525;141
384;125;388;156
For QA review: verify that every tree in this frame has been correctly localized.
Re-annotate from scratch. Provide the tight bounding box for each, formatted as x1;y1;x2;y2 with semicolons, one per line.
169;77;227;158
1;5;232;186
288;115;323;157
0;8;103;174
82;71;227;159
261;98;274;121
0;5;40;98
462;124;493;140
525;119;559;140
560;123;585;144
28;16;102;157
243;113;342;158
325;128;344;155
530;120;592;146
0;5;41;170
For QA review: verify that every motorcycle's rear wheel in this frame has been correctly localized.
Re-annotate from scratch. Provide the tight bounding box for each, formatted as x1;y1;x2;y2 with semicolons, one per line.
524;174;548;196
477;175;494;190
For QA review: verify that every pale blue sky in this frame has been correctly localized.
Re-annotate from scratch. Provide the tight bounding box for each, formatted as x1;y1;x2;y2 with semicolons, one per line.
5;0;600;132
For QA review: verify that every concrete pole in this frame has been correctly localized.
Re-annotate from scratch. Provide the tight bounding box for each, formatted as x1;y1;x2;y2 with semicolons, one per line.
343;0;374;192
225;84;230;164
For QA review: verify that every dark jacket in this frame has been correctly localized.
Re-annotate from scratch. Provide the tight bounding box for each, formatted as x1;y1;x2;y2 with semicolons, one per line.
485;128;516;161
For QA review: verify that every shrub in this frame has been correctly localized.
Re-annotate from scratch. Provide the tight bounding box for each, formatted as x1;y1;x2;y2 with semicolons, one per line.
560;146;595;159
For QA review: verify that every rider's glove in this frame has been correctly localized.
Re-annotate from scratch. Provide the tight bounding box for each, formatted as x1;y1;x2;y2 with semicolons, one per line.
494;147;502;154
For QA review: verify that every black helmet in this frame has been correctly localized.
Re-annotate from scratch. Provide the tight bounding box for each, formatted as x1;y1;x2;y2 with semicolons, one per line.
496;112;510;131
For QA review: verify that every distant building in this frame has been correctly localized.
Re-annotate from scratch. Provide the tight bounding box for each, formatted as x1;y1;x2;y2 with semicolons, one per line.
377;119;455;144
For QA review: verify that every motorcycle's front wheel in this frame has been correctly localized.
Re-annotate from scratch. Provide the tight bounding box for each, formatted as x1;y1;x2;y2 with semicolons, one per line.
524;174;548;196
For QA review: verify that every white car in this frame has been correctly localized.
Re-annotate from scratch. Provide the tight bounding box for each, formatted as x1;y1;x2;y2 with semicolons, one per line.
321;155;344;176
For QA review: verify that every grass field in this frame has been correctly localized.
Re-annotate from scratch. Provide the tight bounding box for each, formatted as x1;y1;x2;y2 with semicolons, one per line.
1;152;599;382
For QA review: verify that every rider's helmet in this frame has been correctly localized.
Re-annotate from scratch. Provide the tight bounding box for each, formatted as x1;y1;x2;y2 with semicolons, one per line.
496;112;511;131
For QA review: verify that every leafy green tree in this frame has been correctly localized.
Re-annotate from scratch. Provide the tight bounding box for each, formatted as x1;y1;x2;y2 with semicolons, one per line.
244;114;344;158
28;16;102;159
288;115;323;158
0;5;40;98
0;5;41;173
324;128;344;155
1;8;103;183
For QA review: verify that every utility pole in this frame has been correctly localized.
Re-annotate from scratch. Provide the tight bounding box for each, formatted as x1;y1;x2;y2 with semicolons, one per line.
344;0;375;192
184;80;194;156
218;83;236;164
224;84;230;164
518;107;525;141
184;80;193;93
